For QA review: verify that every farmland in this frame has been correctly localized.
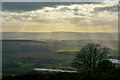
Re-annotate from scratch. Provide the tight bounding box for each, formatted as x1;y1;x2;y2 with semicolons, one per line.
2;39;118;74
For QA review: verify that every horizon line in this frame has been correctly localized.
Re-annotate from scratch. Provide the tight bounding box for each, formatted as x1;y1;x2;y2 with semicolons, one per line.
2;31;118;33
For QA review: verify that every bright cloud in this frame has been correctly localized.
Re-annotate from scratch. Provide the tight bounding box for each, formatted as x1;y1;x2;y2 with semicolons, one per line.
2;1;118;32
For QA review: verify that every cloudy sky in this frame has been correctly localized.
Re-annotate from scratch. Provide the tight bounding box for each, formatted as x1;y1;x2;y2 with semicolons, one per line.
2;1;118;32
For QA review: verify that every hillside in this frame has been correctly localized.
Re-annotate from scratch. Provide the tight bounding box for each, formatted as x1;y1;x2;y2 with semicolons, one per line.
3;32;118;40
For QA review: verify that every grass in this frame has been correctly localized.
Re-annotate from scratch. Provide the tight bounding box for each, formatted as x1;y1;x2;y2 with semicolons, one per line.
2;40;118;74
56;50;80;52
20;63;35;68
3;42;21;52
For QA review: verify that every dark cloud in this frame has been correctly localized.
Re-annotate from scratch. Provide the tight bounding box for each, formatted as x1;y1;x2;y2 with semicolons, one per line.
44;10;50;12
73;8;79;12
2;2;101;12
73;12;85;16
73;13;79;15
94;5;118;12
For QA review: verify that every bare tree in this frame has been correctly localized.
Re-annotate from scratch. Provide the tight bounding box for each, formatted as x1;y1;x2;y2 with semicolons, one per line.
72;42;109;76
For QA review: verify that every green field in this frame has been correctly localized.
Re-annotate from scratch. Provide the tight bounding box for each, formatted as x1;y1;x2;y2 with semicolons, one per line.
2;40;118;74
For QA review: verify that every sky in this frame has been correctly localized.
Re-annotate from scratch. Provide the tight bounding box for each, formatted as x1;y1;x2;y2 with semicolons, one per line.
2;1;118;33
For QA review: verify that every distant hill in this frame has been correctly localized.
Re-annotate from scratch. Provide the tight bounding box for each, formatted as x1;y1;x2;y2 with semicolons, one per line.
2;32;118;41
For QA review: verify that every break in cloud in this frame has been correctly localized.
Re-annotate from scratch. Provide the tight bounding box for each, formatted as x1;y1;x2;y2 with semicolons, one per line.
2;1;118;32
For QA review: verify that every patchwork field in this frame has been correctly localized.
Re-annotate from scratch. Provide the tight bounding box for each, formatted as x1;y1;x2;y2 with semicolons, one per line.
2;40;118;74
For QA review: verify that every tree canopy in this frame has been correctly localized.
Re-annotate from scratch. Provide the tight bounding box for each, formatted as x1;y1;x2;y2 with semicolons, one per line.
72;42;110;76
